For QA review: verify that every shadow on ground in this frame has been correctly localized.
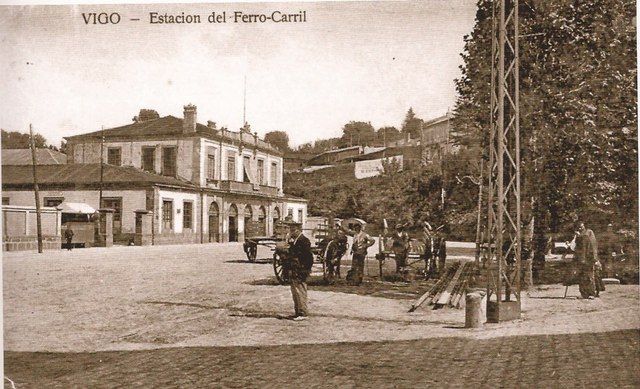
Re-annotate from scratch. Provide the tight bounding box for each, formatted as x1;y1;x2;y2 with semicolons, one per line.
249;275;437;301
224;258;273;264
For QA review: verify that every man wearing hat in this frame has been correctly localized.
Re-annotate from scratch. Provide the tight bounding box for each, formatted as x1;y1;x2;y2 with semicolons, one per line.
346;223;376;286
391;223;410;274
286;221;314;320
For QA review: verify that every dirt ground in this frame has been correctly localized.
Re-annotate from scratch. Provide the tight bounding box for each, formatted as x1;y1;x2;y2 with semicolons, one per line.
3;243;639;354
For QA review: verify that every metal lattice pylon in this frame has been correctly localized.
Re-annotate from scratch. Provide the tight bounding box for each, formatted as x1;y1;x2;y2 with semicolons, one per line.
485;0;521;322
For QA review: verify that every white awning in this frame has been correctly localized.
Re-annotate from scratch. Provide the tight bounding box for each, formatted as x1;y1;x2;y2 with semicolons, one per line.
58;202;96;214
243;163;257;184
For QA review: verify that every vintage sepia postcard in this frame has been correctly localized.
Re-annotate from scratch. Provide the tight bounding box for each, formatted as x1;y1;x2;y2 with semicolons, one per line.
1;0;638;387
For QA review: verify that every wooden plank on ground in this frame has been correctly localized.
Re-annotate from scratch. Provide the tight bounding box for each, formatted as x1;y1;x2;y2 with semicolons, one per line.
436;262;466;306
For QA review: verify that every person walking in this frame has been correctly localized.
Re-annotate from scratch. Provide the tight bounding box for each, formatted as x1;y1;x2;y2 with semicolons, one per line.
286;221;314;321
64;226;74;251
574;221;599;299
346;223;376;286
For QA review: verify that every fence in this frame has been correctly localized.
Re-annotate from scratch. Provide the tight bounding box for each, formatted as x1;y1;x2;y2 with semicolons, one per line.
2;205;62;251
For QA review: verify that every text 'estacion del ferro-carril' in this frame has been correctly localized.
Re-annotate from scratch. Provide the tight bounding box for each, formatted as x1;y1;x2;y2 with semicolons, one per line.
149;11;308;24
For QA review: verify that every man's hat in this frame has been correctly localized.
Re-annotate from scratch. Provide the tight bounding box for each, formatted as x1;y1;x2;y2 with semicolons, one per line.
395;223;404;230
284;220;302;227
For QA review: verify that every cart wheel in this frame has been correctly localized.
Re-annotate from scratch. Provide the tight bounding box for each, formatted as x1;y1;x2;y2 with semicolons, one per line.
273;252;289;285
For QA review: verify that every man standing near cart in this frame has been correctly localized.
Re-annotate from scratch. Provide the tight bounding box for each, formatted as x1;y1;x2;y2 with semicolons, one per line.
346;223;376;286
422;222;436;276
391;223;410;274
287;221;314;321
434;232;447;276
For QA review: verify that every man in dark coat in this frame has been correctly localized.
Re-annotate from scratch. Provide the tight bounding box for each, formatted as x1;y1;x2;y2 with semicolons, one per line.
287;222;314;320
574;221;599;299
64;227;74;251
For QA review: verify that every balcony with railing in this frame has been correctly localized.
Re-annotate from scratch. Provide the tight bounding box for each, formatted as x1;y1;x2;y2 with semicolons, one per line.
217;180;279;196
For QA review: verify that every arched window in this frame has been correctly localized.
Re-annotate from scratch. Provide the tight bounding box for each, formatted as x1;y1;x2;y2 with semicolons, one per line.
209;202;219;215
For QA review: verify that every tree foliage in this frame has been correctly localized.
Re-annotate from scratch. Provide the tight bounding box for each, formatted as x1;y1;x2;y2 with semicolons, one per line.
1;129;48;149
401;108;423;140
376;126;402;144
453;0;638;246
340;121;375;147
264;130;291;152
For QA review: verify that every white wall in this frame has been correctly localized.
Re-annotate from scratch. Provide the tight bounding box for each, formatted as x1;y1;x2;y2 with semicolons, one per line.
284;200;308;226
156;189;200;234
198;138;283;191
3;189;146;234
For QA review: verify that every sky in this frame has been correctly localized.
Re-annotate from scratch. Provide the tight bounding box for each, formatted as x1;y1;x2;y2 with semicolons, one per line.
0;1;478;147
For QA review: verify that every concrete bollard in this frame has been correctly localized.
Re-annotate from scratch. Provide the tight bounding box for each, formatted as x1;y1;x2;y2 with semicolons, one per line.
465;292;483;328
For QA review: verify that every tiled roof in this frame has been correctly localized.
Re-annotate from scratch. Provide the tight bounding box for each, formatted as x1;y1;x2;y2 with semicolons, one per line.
64;116;281;155
1;163;196;189
2;148;67;165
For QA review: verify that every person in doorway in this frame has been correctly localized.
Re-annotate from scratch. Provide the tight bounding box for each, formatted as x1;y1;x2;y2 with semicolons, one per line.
64;226;74;251
391;224;410;274
286;221;314;321
574;221;599;299
346;223;376;286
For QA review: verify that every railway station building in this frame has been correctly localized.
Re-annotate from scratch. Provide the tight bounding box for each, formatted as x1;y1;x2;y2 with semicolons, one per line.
1;105;307;246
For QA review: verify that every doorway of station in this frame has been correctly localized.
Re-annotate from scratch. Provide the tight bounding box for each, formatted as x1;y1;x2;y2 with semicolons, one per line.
228;204;238;242
208;202;220;243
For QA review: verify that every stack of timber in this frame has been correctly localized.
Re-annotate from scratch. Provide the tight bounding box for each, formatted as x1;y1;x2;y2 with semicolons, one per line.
408;261;475;312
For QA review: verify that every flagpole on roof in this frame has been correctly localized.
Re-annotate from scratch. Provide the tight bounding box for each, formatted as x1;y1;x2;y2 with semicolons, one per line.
29;124;43;253
99;125;104;207
243;75;247;126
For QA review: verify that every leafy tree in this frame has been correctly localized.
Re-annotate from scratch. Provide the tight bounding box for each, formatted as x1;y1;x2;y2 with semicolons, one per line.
133;109;160;122
1;129;48;149
340;121;375;147
453;0;638;266
376;126;402;145
264;131;290;152
401;108;423;140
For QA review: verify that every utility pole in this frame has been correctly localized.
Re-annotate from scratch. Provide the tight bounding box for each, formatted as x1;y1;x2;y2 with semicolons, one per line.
99;126;104;207
29;124;43;253
243;75;247;126
485;0;521;322
475;158;484;267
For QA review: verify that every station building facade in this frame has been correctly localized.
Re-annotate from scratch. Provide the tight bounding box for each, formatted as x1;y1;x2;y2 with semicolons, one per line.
1;105;307;245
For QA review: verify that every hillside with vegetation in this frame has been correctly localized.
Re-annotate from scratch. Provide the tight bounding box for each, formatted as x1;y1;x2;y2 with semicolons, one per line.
284;149;481;240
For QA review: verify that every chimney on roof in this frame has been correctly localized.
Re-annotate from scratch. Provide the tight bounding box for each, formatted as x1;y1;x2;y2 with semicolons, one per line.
183;104;197;133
